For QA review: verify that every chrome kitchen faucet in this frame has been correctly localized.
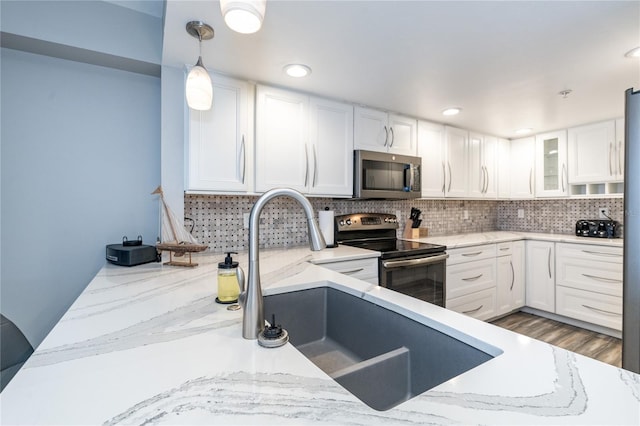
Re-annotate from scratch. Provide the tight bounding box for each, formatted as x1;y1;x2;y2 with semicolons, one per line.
239;188;326;341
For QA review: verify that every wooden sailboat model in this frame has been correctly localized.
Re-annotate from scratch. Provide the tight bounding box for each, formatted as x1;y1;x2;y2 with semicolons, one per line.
152;186;208;267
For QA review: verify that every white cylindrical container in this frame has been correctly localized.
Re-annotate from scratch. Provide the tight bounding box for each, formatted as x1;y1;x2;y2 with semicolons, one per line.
318;209;335;247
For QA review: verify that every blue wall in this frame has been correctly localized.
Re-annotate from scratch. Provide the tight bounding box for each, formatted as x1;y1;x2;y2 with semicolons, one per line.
0;48;161;347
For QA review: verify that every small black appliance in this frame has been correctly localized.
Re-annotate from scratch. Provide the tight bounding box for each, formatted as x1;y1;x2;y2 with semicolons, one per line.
106;236;160;266
575;220;620;238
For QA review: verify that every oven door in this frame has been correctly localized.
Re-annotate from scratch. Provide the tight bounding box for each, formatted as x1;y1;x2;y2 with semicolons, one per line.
379;253;448;307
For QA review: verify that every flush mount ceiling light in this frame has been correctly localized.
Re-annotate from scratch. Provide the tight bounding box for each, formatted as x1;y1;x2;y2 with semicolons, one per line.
185;21;214;111
442;107;461;116
220;0;266;34
624;47;640;58
515;128;533;135
284;64;312;78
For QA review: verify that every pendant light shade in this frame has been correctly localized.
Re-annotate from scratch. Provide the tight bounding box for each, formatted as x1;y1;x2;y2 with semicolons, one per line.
186;59;213;111
185;21;214;111
220;0;266;34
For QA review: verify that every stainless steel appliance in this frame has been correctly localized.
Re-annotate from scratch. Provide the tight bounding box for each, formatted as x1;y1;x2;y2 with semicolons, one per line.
575;219;620;238
623;88;640;373
353;150;422;199
335;213;447;306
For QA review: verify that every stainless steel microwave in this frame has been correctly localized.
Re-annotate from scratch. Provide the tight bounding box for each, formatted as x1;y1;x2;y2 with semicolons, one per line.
353;150;422;199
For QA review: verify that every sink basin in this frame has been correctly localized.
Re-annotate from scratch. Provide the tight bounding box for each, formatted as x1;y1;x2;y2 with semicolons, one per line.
264;286;500;411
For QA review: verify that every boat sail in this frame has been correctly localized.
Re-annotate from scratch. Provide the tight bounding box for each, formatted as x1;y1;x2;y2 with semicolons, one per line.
152;186;207;266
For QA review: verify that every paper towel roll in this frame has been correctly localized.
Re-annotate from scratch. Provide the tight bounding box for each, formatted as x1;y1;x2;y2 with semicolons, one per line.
318;210;335;246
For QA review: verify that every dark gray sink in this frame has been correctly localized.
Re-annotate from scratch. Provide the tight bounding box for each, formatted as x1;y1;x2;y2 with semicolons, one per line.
264;286;500;411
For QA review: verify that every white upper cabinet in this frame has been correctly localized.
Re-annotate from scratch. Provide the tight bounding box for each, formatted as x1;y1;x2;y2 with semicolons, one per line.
535;130;568;198
307;97;354;196
509;137;535;199
468;133;497;198
187;73;253;193
444;126;469;197
497;138;511;199
255;85;353;197
417;120;446;197
354;106;417;156
568;120;618;183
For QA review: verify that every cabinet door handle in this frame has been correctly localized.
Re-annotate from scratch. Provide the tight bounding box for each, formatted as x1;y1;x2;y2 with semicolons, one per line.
529;169;533;195
618;140;623;176
240;135;246;184
484;166;490;193
561;163;566;192
510;260;515;291
582;304;620;317
447;162;453;193
547;247;552;279
462;273;483;281
463;305;483;314
441;162;446;193
581;250;621;258
304;144;309;187
312;145;318;187
389;127;395;147
383;126;389;147
462;251;483;257
581;273;622;283
341;268;365;275
609;142;614;176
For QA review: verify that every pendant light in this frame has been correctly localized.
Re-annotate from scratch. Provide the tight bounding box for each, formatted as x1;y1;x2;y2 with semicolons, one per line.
185;21;214;111
220;0;266;34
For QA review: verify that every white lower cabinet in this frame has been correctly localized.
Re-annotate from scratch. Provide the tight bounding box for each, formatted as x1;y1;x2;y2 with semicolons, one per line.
496;241;525;316
316;257;378;285
525;240;555;312
446;244;497;320
555;243;623;331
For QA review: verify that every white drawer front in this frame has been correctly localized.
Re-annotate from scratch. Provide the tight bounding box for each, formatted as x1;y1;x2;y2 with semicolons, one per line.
447;258;496;299
446;288;497;321
320;258;378;283
496;241;513;256
556;258;622;297
447;244;496;265
557;242;622;264
556;286;622;331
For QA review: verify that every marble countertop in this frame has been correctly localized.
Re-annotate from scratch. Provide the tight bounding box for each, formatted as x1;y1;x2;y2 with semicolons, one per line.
405;231;624;249
1;244;638;425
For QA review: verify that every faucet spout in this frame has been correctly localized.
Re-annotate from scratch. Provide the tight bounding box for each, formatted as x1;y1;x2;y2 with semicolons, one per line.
242;188;326;340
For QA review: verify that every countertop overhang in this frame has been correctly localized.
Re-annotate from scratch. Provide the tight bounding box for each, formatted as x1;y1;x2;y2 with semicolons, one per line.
0;239;637;425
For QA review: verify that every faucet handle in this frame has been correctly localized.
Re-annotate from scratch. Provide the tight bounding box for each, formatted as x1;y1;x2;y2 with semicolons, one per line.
236;266;246;307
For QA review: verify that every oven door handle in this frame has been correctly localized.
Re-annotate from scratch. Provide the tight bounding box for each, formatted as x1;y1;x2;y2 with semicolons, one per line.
381;254;449;269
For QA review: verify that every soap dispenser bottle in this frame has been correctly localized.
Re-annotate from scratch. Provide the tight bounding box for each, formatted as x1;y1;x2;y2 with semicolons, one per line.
216;252;242;304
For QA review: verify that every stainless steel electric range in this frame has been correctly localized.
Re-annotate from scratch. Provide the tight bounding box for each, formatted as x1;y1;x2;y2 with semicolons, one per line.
335;213;448;307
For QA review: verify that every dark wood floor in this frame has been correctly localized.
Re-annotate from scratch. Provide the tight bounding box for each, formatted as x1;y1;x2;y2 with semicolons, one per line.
491;312;622;367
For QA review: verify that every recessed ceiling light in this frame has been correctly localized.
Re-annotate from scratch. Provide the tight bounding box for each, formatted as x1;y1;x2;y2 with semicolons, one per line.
284;64;311;78
624;47;640;58
442;107;461;116
515;128;533;135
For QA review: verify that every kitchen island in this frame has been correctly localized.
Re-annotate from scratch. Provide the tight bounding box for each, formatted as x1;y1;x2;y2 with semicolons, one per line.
1;244;638;425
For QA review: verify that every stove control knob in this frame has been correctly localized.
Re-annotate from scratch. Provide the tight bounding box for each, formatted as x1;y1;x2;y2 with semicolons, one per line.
346;219;352;226
384;217;388;223
339;220;345;226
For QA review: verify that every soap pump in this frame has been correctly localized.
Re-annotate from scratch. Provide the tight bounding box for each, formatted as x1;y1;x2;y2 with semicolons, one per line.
216;252;242;304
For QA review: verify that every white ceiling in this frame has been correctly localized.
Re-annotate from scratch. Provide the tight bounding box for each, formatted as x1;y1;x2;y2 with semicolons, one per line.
162;0;640;139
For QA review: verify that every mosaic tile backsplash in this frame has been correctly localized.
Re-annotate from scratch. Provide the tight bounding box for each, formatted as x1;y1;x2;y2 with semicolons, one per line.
185;195;498;252
184;195;624;253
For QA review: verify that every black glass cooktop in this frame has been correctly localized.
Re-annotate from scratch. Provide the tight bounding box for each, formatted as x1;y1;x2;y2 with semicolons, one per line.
340;238;446;259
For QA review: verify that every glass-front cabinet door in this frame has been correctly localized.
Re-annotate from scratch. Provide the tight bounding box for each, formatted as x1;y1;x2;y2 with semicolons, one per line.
535;130;568;197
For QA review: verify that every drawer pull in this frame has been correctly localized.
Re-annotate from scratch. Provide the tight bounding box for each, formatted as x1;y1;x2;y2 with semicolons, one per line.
462;251;483;257
341;268;365;275
499;247;510;251
462;273;483;281
463;305;483;314
581;273;622;284
581;250;621;258
582;304;621;317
